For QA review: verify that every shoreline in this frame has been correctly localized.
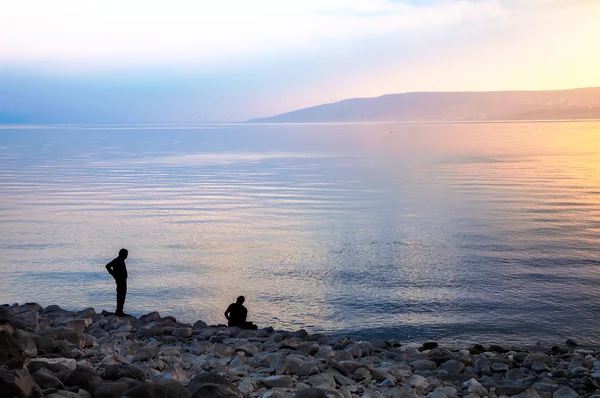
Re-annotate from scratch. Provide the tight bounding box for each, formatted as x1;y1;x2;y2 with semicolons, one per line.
2;303;599;398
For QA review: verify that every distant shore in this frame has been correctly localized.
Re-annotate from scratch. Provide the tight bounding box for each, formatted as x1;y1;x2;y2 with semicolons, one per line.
2;303;600;397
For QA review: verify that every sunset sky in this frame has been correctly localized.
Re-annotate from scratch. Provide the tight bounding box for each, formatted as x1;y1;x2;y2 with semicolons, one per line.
1;0;599;123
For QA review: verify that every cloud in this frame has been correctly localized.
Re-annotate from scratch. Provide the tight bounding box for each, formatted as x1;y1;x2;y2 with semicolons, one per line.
0;0;507;68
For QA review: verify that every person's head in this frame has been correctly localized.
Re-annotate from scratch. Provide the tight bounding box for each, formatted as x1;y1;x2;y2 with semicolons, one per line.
236;296;245;304
118;248;128;259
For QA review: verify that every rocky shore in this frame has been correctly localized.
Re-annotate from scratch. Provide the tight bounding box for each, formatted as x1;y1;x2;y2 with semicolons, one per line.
1;303;599;398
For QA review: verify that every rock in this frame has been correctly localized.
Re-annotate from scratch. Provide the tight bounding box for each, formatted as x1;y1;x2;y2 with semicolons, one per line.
440;360;465;374
263;375;294;389
463;378;487;396
158;379;191;398
49;330;85;349
32;368;64;390
411;360;437;371
97;365;146;382
187;372;243;398
124;383;168;398
487;344;508;353
292;388;327;398
131;346;159;362
308;373;336;389
190;341;212;355
532;381;559;393
94;382;130;398
298;341;320;356
172;328;193;338
333;350;353;362
63;365;103;393
30;357;77;372
524;353;552;368
491;363;509;372
236;343;259;356
192;320;207;329
354;367;371;381
139;312;161;323
0;306;13;324
406;375;429;394
422;342;439;351
553;387;580;398
505;368;525;380
512;389;541;398
160;367;187;382
0;367;36;398
428;348;454;365
531;362;550;372
0;326;25;368
566;339;579;347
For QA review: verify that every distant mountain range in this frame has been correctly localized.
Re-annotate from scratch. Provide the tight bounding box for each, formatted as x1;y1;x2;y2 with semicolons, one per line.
247;87;600;123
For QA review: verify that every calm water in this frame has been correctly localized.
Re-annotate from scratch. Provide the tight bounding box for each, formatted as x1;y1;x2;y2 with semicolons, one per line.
1;122;600;345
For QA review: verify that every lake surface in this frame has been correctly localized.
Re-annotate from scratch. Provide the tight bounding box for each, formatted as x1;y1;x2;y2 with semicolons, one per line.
1;122;600;346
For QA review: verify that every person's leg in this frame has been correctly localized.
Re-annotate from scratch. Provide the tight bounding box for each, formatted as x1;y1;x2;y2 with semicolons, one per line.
116;280;127;315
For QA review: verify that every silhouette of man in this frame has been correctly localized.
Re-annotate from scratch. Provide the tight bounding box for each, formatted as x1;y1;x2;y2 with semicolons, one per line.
224;296;257;330
105;248;128;316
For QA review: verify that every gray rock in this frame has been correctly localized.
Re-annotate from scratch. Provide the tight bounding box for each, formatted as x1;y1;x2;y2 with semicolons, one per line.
0;306;13;324
532;381;559;393
192;320;208;329
48;329;85;349
354;367;371;381
491;363;509;372
124;383;168;398
263;375;294;389
411;360;438;371
428;348;454;365
531;362;550;372
190;341;211;355
440;360;465;374
131;346;159;362
512;388;541;398
160;367;187;382
30;357;77;372
298;341;320;356
524;353;552;368
505;368;525;380
333;350;353;362
94;382;130;398
553;387;580;398
236;343;259;356
308;373;336;389
172;327;193;338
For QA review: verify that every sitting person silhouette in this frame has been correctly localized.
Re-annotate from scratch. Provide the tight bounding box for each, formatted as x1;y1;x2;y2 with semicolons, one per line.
224;296;258;330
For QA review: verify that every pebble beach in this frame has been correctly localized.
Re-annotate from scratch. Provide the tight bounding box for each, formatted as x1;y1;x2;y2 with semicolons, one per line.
2;303;600;398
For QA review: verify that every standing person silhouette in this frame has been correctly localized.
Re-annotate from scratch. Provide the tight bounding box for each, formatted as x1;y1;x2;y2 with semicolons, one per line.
105;248;128;316
224;296;258;330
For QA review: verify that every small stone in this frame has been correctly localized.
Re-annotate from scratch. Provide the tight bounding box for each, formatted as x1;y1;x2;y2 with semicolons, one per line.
263;375;294;389
411;360;437;371
531;362;550;372
308;373;336;389
354;367;371;381
236;343;259;356
441;360;465;374
491;363;509;372
172;327;193;338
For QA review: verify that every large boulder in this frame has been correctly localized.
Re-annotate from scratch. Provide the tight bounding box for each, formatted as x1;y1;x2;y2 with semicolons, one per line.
187;372;243;398
47;329;85;349
0;367;38;398
97;365;146;382
63;365;103;393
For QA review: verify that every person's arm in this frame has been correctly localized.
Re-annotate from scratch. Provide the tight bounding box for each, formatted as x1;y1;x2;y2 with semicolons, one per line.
224;304;232;321
105;260;114;277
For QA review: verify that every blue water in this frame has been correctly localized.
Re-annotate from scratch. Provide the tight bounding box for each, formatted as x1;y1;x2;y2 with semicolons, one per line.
2;122;600;345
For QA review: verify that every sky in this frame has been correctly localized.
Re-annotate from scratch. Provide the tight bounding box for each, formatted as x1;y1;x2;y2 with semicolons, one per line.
1;0;599;123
